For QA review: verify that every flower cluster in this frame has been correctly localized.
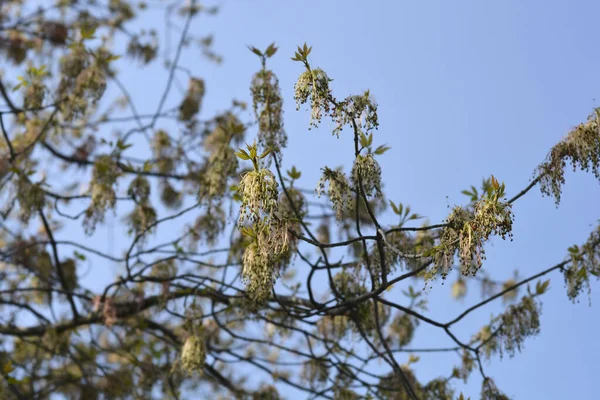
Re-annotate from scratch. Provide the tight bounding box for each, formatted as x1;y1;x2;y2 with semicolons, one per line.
433;206;471;277
251;69;287;160
202;143;238;201
24;78;45;109
151;130;176;174
332;91;379;137
387;313;415;347
481;378;510;400
351;153;383;198
433;180;513;278
241;219;295;304
301;360;329;388
187;206;226;248
126;203;157;237
159;180;182;209
474;295;541;362
59;46;107;120
278;188;307;221
563;223;600;302
126;34;158;64
60;258;78;291
294;68;333;129
316;167;354;221
316;315;351;340
238;168;279;225
150;259;177;280
0;31;30;64
457;195;513;275
197;114;244;201
537;108;600;205
370;231;412;281
84;155;121;234
498;295;541;357
180;334;206;375
16;175;46;222
179;77;205;122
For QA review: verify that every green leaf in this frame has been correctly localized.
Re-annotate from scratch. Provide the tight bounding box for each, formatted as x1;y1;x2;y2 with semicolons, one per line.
116;139;133;151
235;150;251;160
287;166;301;180
259;148;272;159
240;227;256;238
304;43;312;56
359;131;369;148
106;54;121;63
248;45;262;57
491;175;500;190
374;145;391;155
80;26;97;40
248;143;257;159
142;160;152;172
535;279;550;295
265;42;278;58
389;200;399;215
407;354;420;364
74;251;86;261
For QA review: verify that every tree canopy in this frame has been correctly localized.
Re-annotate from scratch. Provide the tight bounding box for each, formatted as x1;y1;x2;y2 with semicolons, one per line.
0;1;599;399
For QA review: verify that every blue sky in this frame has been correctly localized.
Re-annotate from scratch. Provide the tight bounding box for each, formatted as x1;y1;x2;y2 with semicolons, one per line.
49;0;600;398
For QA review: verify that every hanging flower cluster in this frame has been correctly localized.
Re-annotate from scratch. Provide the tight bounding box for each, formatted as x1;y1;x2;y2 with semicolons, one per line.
58;41;108;120
151;130;176;174
83;155;121;234
432;176;513;278
16;175;46;222
332;91;379;137
563;223;600;302
316;167;354;221
126;33;158;65
498;295;541;357
178;77;205;122
481;378;510;400
251;64;287;161
301;359;329;388
351;153;383;198
474;293;543;362
387;313;415;347
180;334;206;375
537;108;600;205
202;143;238;202
294;67;333;129
187;206;226;249
235;142;297;304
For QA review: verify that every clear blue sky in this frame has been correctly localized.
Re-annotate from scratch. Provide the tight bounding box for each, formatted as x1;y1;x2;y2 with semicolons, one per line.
81;1;600;398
